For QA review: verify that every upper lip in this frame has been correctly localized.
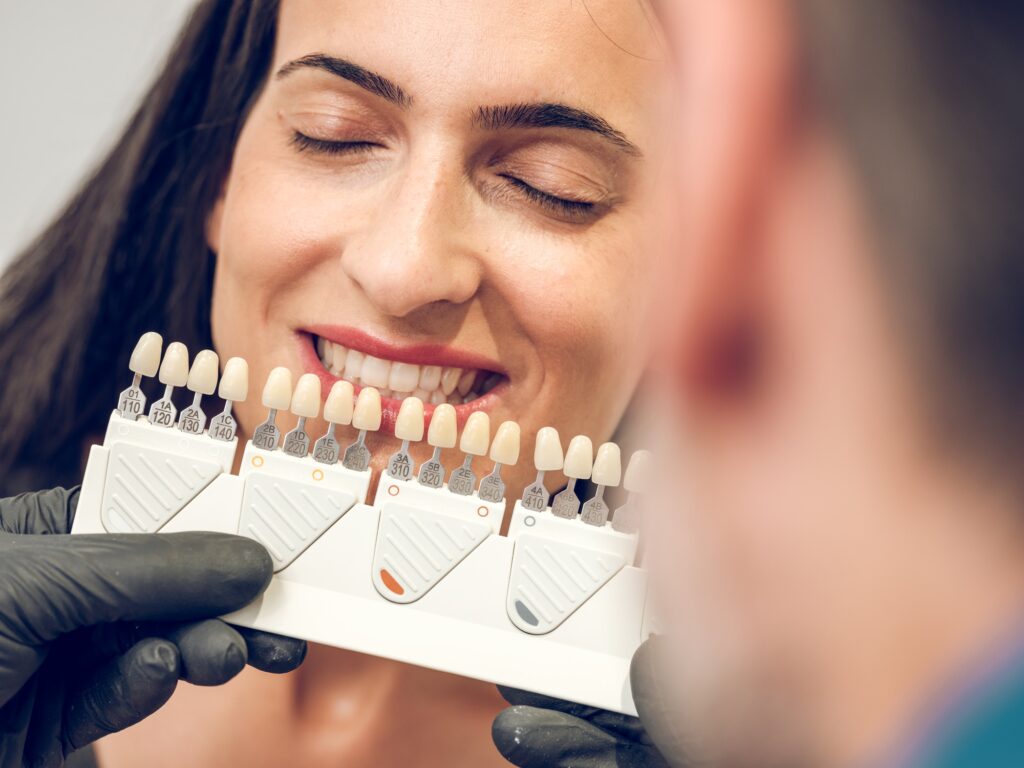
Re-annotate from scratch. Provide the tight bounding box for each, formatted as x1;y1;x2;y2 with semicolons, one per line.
305;325;506;375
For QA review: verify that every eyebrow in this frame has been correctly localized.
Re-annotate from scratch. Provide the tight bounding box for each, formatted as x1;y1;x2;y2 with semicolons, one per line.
276;54;411;107
474;103;641;157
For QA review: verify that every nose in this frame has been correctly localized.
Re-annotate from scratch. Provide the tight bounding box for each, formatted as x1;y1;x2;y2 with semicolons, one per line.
341;155;483;320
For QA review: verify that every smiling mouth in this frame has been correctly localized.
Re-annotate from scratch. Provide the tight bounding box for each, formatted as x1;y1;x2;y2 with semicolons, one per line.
310;333;506;406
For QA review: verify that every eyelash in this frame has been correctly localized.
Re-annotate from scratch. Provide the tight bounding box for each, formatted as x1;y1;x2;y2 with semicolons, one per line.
290;131;379;155
496;174;597;220
290;131;599;221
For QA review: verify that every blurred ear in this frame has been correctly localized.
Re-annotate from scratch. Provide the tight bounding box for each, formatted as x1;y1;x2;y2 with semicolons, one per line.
660;0;797;406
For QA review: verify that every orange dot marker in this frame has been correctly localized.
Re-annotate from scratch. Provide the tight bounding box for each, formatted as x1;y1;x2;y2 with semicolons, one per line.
380;568;404;595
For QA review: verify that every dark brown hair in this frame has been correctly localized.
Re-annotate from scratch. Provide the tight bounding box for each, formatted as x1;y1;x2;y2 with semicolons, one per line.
798;1;1024;474
0;0;279;494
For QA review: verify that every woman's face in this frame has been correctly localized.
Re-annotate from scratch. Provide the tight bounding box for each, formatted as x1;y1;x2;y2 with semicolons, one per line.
208;0;665;494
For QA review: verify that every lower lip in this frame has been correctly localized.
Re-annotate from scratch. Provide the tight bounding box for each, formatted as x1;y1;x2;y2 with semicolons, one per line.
296;333;507;433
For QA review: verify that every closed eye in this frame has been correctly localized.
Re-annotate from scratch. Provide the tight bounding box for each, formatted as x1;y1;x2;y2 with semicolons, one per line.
290;131;380;156
497;173;599;221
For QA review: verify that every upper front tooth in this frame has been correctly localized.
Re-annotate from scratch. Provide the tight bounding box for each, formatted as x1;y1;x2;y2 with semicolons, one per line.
343;349;364;381
389;362;420;393
419;365;441;390
457;369;475;396
331;343;347;372
361;355;391;388
318;337;332;368
441;367;461;395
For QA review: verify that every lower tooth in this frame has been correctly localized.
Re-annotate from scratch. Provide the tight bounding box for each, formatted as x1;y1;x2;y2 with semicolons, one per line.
430;391;446;405
413;388;430;401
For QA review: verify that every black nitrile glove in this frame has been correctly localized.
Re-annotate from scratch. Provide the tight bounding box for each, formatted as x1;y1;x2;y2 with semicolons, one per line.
492;637;689;767
0;487;307;768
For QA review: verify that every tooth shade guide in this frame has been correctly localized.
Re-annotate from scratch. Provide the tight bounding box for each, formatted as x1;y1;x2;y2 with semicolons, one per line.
447;455;477;496
520;471;551;512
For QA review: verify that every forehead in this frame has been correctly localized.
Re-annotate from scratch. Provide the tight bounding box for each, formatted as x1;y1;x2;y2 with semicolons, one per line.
275;0;664;138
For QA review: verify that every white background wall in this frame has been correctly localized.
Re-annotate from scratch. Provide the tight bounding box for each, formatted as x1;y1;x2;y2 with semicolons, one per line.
0;1;198;267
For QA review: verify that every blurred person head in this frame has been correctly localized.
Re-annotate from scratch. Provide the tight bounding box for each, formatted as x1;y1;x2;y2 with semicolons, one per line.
647;2;1024;766
0;0;666;765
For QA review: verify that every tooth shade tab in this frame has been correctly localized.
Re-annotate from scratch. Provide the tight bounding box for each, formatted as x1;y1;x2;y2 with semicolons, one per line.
563;435;594;480
218;357;249;402
460;412;490;456
291;373;322;418
427;404;457;448
394;396;425;441
623;450;653;493
129;332;163;377
533;427;564;471
186;349;219;395
490;421;521;465
158;342;190;387
352;387;382;431
324;380;355;425
262;367;293;410
591;442;622;487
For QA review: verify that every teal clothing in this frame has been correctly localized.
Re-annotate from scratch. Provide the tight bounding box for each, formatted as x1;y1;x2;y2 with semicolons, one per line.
881;626;1024;768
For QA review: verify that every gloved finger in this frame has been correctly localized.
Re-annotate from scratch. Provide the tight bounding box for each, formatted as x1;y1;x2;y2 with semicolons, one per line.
631;636;691;767
3;531;272;643
233;625;308;673
0;487;78;535
496;686;649;743
61;637;180;753
165;620;247;686
492;705;670;768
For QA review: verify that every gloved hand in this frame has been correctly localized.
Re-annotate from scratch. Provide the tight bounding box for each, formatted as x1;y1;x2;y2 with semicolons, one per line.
0;487;307;768
492;637;688;767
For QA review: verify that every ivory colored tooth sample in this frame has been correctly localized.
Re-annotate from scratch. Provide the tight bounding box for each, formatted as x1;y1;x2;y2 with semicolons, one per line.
418;403;456;488
550;434;594;519
351;387;382;431
534;427;564;472
118;331;163;420
129;331;163;377
262;367;294;411
460;412;491;455
323;380;355;425
387;396;424;480
590;442;622;487
562;435;594;479
283;373;321;457
427;403;457;448
478;420;520;503
489;421;521;465
613;449;653;533
449;411;490;495
394;396;425;442
186;349;220;395
158;342;190;387
209;356;248;442
622;449;652;493
218;357;249;402
342;387;381;472
580;442;622;527
148;341;189;427
252;367;292;450
177;349;219;434
313;380;354;465
521;426;563;511
290;373;322;418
